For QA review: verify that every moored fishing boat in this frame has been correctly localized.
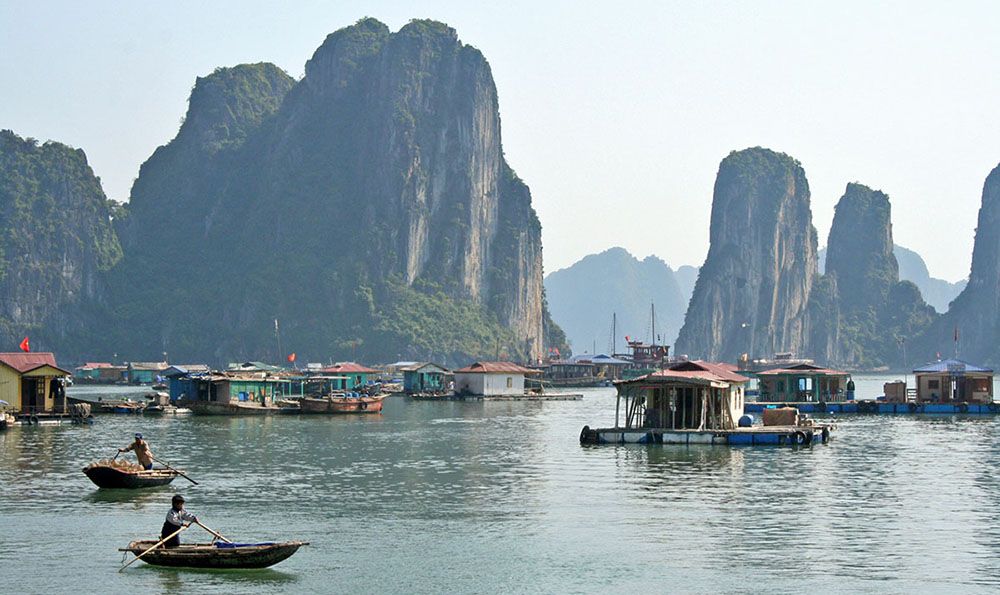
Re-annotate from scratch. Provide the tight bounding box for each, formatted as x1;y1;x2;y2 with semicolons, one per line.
300;393;388;414
83;460;181;489
187;400;296;415
119;540;308;569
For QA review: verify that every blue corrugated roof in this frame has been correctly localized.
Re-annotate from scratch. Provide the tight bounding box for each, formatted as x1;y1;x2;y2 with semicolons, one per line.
912;359;993;374
568;353;631;365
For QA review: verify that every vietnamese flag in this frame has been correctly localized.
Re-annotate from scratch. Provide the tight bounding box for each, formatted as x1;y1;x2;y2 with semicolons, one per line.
19;336;29;352
287;353;296;363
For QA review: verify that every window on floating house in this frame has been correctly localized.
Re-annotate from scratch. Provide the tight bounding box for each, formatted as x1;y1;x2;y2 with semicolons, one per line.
506;377;512;388
928;380;940;389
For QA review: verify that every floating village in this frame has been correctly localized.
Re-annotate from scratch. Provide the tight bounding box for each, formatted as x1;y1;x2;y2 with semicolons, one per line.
1;332;998;570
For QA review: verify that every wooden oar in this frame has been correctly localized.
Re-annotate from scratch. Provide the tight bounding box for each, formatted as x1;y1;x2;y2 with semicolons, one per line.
195;520;232;543
152;456;198;485
119;523;190;572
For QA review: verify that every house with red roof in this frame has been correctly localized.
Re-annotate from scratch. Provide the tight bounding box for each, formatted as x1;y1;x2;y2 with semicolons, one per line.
453;361;540;396
614;360;750;430
0;352;71;414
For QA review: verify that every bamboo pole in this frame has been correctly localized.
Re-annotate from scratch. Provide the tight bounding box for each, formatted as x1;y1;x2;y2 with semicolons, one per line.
195;520;232;543
119;524;190;572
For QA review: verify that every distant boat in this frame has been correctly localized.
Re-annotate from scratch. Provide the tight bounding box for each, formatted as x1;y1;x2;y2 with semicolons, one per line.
83;461;180;489
300;393;388;414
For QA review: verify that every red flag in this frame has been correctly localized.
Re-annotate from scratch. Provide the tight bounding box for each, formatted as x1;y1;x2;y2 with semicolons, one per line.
287;353;296;363
19;336;29;352
625;335;630;342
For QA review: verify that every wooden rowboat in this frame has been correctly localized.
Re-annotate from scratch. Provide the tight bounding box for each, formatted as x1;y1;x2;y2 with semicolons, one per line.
300;393;388;414
119;540;308;569
83;464;180;489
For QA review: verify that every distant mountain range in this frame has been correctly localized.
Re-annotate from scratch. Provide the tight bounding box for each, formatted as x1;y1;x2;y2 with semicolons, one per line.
547;240;964;359
544;247;690;354
818;245;966;313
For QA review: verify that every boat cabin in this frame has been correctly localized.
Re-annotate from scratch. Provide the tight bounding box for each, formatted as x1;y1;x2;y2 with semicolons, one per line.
754;363;850;403
400;363;451;394
913;359;993;403
614;360;748;430
314;362;379;389
453;362;540;396
0;352;71;414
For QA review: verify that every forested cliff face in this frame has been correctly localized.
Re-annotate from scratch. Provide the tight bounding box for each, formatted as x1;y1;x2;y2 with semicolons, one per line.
810;184;936;367
916;163;1000;364
0;130;121;348
675;148;817;361
95;18;557;364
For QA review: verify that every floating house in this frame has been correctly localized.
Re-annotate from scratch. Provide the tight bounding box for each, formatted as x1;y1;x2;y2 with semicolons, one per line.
0;352;71;414
580;360;833;446
913;359;993;403
571;353;632;381
453;362;540;396
73;362;125;383
314;363;379;389
400;363;451;394
125;361;168;384
754;363;851;403
175;372;297;414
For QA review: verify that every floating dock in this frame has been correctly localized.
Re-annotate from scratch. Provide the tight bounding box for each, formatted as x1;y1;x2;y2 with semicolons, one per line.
745;401;1000;415
409;393;583;401
580;424;831;446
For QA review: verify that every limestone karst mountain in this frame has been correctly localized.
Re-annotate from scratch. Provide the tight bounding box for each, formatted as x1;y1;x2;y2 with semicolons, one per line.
0;130;122;351
675;147;818;362
916;163;1000;365
3;19;564;365
809;184;936;367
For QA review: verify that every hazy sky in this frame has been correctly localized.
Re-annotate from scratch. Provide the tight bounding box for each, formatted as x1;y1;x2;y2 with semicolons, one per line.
3;1;998;283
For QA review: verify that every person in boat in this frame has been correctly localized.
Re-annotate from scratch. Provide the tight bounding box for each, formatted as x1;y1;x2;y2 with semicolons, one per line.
162;494;198;547
118;433;154;470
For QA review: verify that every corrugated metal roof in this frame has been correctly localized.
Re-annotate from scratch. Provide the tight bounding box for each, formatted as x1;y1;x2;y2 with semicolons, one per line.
912;359;993;374
453;361;541;374
399;362;450;373
622;360;749;385
757;366;848;377
320;362;378;374
0;352;69;375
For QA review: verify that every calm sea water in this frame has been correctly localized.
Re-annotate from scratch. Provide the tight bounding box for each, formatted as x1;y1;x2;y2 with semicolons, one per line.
3;377;1000;593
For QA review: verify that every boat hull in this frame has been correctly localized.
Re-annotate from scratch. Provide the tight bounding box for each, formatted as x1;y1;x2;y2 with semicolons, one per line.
187;401;295;416
83;465;179;489
744;400;1000;415
300;394;387;414
579;424;833;446
122;540;307;569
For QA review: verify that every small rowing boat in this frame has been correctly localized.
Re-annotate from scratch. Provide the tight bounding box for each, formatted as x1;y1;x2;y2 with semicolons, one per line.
83;460;181;489
119;540;308;569
300;393;388;414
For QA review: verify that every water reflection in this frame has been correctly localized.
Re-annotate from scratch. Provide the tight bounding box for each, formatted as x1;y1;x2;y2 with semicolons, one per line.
4;381;1000;592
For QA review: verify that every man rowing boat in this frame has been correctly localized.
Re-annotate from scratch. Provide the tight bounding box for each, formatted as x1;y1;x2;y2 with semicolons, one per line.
119;433;154;470
162;494;198;547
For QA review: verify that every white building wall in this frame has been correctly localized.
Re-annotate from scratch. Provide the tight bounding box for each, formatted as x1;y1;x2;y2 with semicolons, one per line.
454;372;524;396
